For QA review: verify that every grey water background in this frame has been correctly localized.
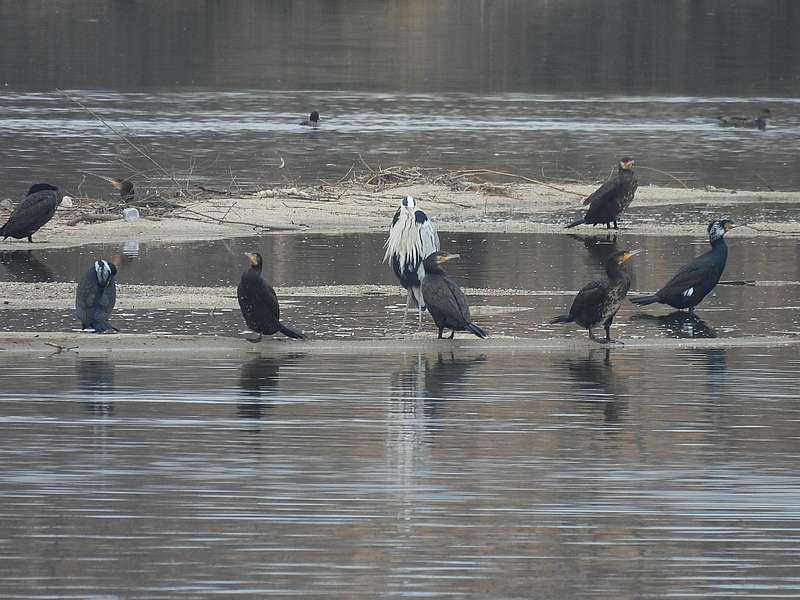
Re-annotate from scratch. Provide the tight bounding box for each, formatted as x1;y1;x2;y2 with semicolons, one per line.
2;1;800;597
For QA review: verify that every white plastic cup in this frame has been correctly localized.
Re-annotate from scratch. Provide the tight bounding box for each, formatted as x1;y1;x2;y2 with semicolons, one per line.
122;207;140;222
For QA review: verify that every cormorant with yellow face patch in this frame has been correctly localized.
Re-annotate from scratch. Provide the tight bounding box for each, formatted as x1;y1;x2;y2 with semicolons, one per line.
551;249;640;344
421;251;487;339
566;158;638;230
237;252;304;341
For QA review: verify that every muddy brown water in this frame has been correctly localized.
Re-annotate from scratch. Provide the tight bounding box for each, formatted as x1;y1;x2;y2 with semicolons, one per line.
0;347;799;598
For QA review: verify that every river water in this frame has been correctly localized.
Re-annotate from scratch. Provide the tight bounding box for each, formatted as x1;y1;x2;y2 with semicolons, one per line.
1;346;799;598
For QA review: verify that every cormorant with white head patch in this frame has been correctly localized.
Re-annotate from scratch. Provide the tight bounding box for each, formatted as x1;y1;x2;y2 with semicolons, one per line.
630;219;735;314
551;249;640;344
76;257;120;332
383;195;440;328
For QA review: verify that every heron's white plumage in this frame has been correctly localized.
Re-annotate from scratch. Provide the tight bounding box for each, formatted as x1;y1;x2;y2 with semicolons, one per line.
384;196;440;326
94;260;113;287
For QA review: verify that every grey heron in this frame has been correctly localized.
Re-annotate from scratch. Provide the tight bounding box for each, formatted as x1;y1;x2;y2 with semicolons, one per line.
383;195;440;328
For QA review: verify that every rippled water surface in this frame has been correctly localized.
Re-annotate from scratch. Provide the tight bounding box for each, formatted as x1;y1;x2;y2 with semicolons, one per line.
1;347;799;598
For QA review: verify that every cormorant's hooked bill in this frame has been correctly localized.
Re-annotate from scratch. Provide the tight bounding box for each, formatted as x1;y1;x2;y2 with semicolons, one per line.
237;251;305;342
550;249;640;344
631;219;734;314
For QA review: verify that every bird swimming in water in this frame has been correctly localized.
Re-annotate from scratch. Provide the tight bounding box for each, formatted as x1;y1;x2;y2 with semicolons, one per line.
566;158;638;230
717;108;770;131
237;252;305;342
550;249;640;344
0;183;62;243
383;195;440;328
630;219;735;314
76;257;120;333
421;251;487;339
299;111;320;127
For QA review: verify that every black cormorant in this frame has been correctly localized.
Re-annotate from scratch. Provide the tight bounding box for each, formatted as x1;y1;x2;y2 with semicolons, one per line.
383;195;440;328
421;251;487;339
237;252;304;341
550;249;640;344
566;158;638;230
76;258;119;332
630;219;734;314
299;111;320;127
0;183;61;243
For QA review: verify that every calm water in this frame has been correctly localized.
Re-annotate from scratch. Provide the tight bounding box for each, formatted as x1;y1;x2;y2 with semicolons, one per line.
0;347;799;598
2;231;799;339
2;0;800;195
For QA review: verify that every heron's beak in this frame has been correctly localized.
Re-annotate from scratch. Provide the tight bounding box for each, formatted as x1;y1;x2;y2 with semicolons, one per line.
622;249;641;262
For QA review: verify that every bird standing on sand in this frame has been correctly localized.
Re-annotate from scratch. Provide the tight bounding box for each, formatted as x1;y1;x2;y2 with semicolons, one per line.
383;195;440;328
566;158;638;230
0;183;62;243
421;251;487;339
551;249;640;344
299;111;320;127
237;252;304;342
76;258;120;333
630;219;735;314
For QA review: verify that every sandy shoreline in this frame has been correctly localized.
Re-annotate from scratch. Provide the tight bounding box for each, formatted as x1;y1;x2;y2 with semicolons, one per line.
1;331;797;358
1;181;798;251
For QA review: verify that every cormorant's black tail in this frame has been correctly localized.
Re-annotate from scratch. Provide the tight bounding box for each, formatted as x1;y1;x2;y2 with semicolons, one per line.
466;322;488;339
630;295;659;306
549;314;574;324
565;218;584;229
278;322;305;339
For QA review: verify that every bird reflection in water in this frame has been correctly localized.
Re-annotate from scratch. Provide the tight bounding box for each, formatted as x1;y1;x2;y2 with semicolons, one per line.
77;357;115;417
423;352;488;418
632;310;717;339
554;348;627;424
237;354;302;421
0;250;54;282
568;233;619;270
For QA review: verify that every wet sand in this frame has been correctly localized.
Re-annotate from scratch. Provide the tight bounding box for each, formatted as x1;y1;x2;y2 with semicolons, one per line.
1;182;798;251
1;330;797;357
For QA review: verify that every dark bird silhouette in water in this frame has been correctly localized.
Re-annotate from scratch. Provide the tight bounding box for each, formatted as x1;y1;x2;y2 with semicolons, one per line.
299;111;320;127
421;251;487;339
76;258;120;333
550;249;640;344
237;252;305;342
566;158;638;230
630;219;734;314
717;108;770;131
0;183;62;243
383;195;440;328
